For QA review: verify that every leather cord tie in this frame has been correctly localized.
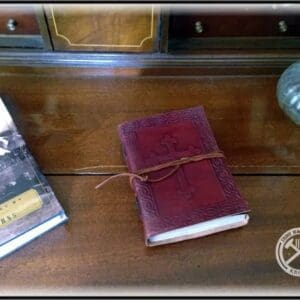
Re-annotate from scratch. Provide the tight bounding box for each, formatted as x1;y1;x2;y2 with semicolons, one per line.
95;150;224;190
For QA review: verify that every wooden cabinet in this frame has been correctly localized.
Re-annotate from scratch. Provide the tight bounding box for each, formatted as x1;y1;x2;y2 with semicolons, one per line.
45;5;158;52
0;5;45;49
0;4;299;59
168;5;300;51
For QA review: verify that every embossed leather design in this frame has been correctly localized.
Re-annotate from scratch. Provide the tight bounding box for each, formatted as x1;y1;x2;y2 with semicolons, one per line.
118;106;249;245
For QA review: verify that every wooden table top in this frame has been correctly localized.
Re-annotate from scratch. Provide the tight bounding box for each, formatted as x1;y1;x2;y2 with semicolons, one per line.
0;67;299;296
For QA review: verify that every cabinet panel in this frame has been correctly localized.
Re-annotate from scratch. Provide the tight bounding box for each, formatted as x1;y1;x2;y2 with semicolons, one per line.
45;5;158;52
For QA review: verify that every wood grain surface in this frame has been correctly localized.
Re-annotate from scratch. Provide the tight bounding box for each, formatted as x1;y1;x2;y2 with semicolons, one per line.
1;175;300;292
0;68;298;175
0;66;299;295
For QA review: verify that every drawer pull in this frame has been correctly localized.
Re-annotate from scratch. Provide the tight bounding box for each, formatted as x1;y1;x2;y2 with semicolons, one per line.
194;21;204;34
6;18;17;32
278;20;288;33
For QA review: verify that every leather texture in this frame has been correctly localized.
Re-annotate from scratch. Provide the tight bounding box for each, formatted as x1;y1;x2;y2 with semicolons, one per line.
118;106;249;245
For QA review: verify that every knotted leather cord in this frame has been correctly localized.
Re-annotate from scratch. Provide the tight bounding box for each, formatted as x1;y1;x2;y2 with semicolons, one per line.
95;151;224;190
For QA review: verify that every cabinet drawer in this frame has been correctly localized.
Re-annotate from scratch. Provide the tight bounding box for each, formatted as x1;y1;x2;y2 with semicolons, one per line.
0;6;40;35
168;5;300;51
170;15;300;38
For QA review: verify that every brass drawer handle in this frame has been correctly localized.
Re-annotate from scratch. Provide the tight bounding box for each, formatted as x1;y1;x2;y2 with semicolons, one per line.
278;20;288;33
194;21;204;34
6;18;17;32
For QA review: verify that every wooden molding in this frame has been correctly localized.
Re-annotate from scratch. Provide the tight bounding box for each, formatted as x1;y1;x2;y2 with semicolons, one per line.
0;51;299;75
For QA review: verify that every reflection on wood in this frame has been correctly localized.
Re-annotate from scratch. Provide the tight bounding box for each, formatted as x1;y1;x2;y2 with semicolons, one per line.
0;67;298;174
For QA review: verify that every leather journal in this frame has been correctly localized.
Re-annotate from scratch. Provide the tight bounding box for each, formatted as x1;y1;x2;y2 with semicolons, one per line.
118;106;249;246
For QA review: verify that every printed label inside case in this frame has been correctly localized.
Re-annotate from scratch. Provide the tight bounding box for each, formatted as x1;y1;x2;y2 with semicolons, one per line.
0;189;43;228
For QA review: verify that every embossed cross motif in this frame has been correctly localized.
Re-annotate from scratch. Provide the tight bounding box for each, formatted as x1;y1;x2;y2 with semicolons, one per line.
160;135;177;156
145;134;198;200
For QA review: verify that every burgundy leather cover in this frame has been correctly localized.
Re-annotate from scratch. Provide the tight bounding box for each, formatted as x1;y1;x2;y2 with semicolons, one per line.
118;106;249;244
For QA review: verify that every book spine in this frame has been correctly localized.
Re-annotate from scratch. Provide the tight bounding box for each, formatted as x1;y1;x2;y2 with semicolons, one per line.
119;129;150;244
